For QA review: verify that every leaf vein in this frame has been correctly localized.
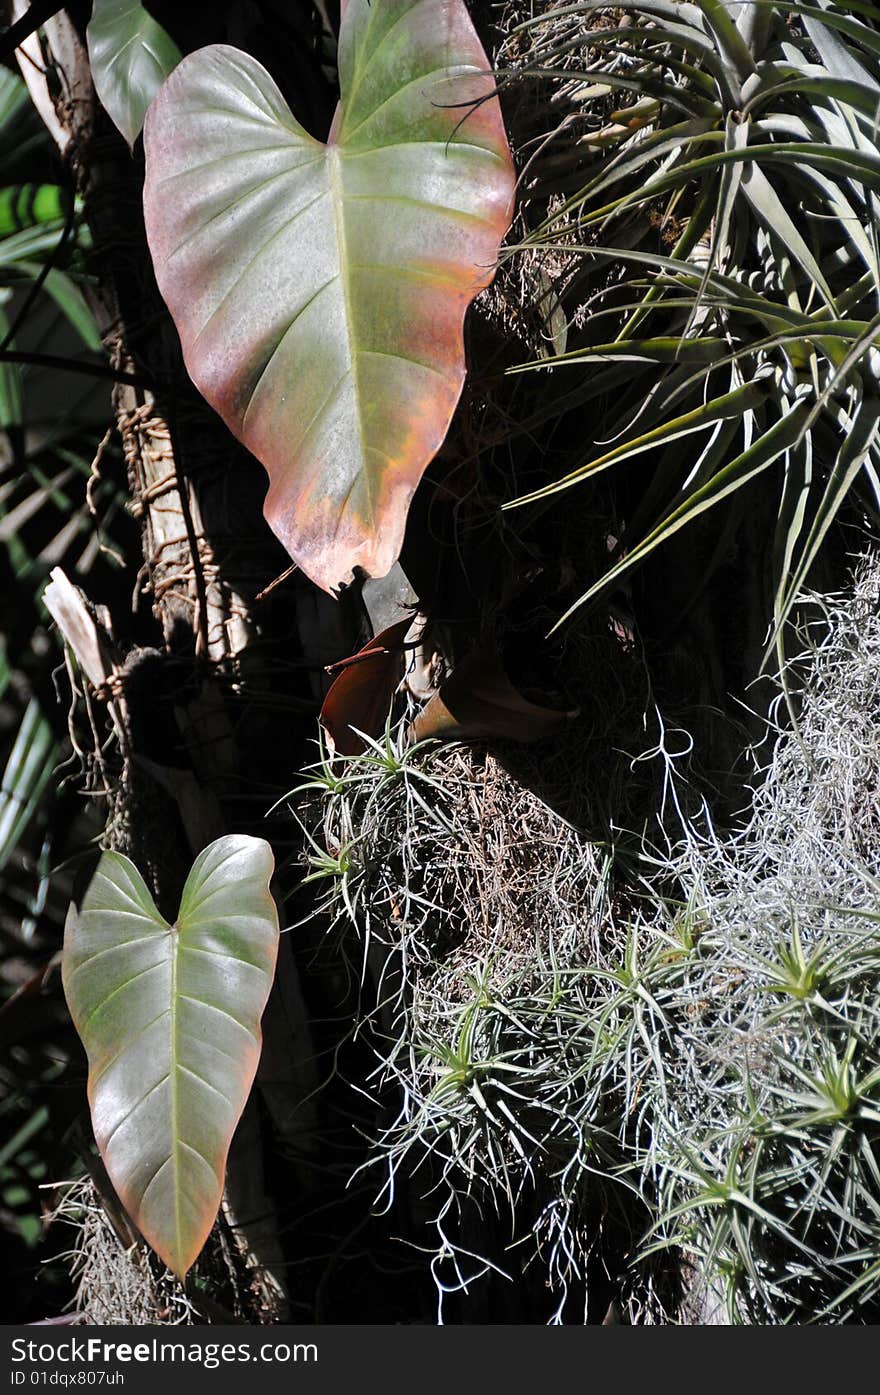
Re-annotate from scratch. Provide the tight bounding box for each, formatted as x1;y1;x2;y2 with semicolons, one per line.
77;956;167;1033
177;993;259;1045
65;932;164;984
341;64;481;144
190;186;332;353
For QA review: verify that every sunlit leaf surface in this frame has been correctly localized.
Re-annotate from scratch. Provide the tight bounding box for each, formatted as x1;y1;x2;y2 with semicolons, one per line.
62;835;279;1277
87;0;181;148
143;0;515;593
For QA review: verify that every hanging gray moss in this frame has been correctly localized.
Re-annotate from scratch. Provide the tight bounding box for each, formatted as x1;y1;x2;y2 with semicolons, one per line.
295;550;880;1323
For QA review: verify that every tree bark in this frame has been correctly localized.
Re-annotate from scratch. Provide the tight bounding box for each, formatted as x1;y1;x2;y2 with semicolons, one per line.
15;1;349;1321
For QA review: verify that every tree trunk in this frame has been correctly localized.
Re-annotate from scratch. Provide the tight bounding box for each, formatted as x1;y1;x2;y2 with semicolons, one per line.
16;2;355;1322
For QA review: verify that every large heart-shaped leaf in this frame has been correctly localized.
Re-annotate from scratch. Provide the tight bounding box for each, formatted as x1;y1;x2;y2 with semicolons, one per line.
142;0;515;594
62;835;279;1278
87;0;181;148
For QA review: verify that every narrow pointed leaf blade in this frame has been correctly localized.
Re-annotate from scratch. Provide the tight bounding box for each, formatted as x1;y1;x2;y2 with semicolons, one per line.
142;0;515;594
87;0;181;148
62;835;279;1278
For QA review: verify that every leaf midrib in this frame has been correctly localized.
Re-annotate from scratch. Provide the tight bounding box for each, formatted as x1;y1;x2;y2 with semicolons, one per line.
326;145;374;525
169;921;182;1270
342;0;425;120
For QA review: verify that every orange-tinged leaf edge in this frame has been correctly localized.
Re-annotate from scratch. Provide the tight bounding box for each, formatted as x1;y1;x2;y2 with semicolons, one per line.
62;836;280;1278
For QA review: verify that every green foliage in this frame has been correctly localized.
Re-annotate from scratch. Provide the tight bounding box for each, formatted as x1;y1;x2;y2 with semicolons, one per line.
631;556;880;1322
87;0;181;148
0;1099;50;1248
0;696;56;872
0;61;115;1302
5;0;879;1325
0;66;119;883
0;69;97;363
296;553;880;1321
62;836;280;1278
0;64;51;177
291;724;628;1318
0;68;99;467
502;0;880;651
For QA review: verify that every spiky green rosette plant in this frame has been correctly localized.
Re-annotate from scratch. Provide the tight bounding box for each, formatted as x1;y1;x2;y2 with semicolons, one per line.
634;555;880;1323
293;554;880;1323
503;0;880;652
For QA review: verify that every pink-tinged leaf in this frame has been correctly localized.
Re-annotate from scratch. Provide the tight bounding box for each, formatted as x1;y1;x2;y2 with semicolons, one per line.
61;835;279;1278
142;0;515;594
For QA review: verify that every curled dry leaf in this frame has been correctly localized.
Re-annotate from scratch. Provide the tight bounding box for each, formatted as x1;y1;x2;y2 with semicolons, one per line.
320;616;413;757
411;648;578;744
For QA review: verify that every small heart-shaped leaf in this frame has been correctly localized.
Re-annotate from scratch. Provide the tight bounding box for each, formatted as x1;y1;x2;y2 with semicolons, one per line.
87;0;181;148
62;835;279;1278
143;0;515;593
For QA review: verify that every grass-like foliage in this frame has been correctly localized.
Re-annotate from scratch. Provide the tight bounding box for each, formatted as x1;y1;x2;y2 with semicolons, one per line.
500;1;880;653
294;551;880;1322
635;552;880;1322
293;720;630;1320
